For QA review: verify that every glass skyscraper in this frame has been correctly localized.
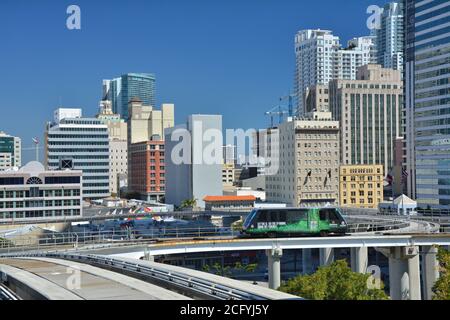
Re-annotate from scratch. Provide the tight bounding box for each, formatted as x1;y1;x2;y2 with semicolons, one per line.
405;0;450;209
103;73;156;120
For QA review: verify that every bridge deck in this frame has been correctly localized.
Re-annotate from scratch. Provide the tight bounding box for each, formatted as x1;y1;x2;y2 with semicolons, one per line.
0;258;189;300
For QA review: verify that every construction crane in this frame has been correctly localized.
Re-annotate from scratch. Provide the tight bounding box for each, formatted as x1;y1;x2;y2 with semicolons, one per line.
265;105;288;128
279;93;296;117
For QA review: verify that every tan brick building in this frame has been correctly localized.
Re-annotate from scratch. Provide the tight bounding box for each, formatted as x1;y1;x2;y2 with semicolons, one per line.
339;164;384;209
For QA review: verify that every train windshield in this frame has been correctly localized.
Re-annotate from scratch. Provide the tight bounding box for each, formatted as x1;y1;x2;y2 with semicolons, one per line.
243;209;258;229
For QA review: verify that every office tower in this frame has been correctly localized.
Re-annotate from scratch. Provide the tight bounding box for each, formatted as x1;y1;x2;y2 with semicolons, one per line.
0;161;83;222
329;64;403;175
127;98;174;144
45;108;110;200
222;163;235;187
266;111;340;207
0;131;21;170
339;164;384;209
375;1;405;72
304;85;330;113
165;115;223;208
129;138;165;202
96;101;128;196
103;73;156;119
405;0;450;209
223;144;237;165
127;99;174;201
294;30;375;116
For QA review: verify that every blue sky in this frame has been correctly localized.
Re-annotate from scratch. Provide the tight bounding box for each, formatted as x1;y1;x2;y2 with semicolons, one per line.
0;0;386;162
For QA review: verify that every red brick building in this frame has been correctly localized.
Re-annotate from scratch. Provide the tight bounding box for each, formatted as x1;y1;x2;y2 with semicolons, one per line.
129;139;165;202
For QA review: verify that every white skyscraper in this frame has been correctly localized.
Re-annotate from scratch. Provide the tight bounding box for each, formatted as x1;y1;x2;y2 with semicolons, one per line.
375;1;404;72
294;29;340;116
165;115;223;208
294;30;375;116
45;108;110;200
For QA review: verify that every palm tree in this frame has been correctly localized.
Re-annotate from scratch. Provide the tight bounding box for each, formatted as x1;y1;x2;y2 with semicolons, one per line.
181;198;197;209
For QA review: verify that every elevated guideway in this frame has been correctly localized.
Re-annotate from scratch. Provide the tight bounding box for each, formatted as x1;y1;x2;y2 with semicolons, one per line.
106;234;450;258
101;234;450;300
0;257;189;300
0;253;299;301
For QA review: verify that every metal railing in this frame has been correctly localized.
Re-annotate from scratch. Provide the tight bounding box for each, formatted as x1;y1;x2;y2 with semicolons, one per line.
0;227;238;255
0;284;19;301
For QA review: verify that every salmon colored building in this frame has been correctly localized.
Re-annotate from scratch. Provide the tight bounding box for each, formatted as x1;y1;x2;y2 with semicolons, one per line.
129;139;165;202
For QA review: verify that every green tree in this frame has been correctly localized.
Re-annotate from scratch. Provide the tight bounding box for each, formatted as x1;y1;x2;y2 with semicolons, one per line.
181;198;197;209
432;248;450;300
279;260;389;300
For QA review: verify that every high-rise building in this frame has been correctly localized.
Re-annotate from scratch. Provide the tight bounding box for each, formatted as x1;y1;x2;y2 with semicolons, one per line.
223;144;237;165
294;30;340;116
127;98;174;144
45;108;110;200
129;138;165;202
336;37;377;80
375;1;405;72
0;161;83;222
266;111;340;207
339;164;384;209
103;73;156;119
222;163;235;187
329;64;403;175
294;30;375;116
0;131;21;170
405;0;450;209
96;101;128;196
165;115;223;208
304;84;330;113
127;99;174;201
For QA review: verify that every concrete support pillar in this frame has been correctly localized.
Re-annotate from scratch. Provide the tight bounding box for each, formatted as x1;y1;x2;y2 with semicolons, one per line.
421;246;439;300
302;249;313;275
266;248;283;290
387;246;421;300
143;247;155;262
319;247;334;266
350;247;368;274
408;253;421;300
388;248;409;300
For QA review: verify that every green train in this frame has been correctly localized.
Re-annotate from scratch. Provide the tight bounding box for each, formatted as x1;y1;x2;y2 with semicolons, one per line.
241;207;348;237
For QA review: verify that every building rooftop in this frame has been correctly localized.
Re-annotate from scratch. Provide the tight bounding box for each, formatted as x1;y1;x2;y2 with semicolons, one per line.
203;195;256;202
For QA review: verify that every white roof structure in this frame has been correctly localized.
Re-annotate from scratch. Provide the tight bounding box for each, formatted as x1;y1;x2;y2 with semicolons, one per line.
18;161;45;175
393;194;417;206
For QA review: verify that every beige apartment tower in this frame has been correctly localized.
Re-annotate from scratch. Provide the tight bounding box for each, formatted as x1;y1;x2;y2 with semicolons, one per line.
266;111;340;207
96;101;128;196
127;98;174;144
329;64;403;175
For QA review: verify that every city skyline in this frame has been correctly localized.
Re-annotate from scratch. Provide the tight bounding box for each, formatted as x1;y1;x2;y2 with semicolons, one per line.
1;0;386;163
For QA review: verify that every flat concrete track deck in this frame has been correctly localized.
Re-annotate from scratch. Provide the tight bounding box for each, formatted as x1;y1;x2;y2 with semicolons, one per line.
0;258;189;300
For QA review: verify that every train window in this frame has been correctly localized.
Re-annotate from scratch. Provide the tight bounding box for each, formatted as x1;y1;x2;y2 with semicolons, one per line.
278;211;287;222
320;209;340;224
287;210;307;224
328;210;341;224
257;211;269;223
